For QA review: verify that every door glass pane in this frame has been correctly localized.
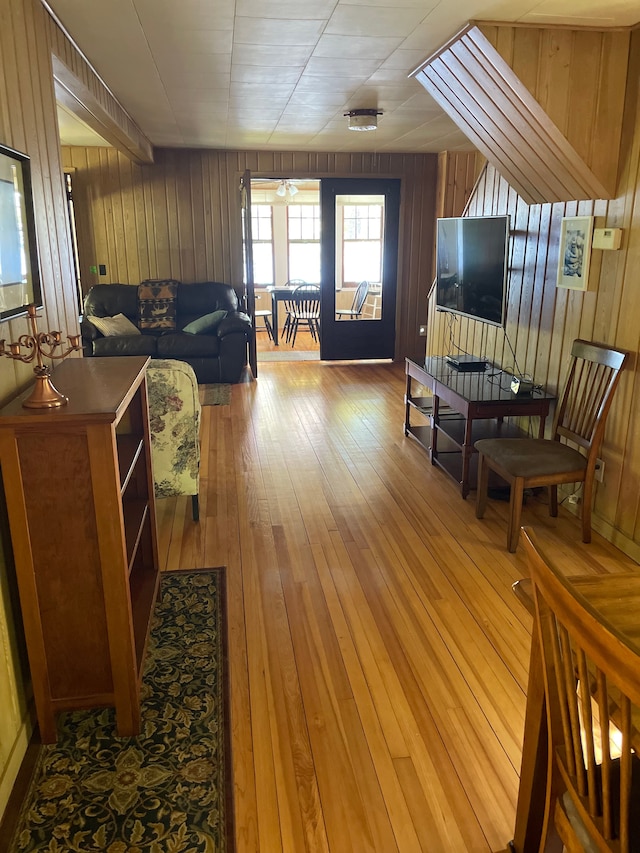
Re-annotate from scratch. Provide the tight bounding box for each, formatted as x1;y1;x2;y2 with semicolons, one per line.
335;194;384;321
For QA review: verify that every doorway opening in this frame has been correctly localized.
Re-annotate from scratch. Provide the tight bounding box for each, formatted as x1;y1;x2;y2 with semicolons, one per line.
249;177;321;363
245;175;399;370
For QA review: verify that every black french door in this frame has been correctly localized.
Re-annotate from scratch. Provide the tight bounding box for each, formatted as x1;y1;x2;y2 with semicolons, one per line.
319;177;400;360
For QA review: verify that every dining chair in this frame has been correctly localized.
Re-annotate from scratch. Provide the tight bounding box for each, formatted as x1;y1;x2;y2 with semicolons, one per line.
287;284;320;347
336;280;369;319
521;527;640;853
254;292;274;341
475;339;628;551
281;279;307;343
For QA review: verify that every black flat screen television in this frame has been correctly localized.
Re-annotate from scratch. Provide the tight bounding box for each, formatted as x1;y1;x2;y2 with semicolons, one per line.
435;214;510;327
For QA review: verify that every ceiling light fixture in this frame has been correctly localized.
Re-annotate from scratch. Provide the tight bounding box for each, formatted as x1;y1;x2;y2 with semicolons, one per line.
345;108;382;131
275;180;299;199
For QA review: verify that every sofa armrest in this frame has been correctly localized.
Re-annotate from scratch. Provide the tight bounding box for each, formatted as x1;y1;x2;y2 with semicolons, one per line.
81;317;102;342
217;311;252;338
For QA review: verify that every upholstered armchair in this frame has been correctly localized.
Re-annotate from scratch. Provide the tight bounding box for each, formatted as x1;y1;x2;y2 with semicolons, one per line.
146;359;201;521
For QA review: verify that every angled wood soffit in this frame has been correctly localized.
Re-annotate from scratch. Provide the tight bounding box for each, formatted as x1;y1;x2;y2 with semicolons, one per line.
412;24;630;204
52;56;154;164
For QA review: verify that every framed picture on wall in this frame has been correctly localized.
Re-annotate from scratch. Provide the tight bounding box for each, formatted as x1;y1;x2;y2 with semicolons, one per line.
0;142;43;322
556;215;594;291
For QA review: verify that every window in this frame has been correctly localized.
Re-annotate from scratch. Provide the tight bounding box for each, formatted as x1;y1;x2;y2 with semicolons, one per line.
342;204;383;284
287;204;320;283
251;205;274;285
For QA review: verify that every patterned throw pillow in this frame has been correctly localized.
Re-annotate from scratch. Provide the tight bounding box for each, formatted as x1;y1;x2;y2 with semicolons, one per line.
89;313;141;337
138;279;179;330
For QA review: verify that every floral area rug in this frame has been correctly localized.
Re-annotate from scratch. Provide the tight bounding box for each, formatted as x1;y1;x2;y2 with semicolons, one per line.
9;569;233;853
200;385;231;406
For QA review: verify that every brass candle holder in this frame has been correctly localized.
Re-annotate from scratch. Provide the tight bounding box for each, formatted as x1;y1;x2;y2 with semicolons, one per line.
0;304;81;408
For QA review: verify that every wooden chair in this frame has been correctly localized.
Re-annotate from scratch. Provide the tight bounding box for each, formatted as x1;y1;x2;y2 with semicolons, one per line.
475;339;628;551
254;292;274;341
281;279;307;343
287;284;320;347
336;280;369;319
521;527;640;853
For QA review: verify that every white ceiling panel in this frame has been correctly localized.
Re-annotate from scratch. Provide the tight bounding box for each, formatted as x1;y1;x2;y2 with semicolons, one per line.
325;5;428;37
48;0;639;153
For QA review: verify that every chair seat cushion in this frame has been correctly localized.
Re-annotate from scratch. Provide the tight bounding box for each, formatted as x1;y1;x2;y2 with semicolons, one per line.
474;438;588;478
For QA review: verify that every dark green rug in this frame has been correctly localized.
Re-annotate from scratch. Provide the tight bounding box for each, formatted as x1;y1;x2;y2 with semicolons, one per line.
200;384;231;406
9;569;233;852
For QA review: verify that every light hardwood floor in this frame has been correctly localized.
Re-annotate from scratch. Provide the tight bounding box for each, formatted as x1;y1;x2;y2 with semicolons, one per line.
156;359;638;853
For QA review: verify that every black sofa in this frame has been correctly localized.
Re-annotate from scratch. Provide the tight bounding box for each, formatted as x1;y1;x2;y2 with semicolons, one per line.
81;281;252;383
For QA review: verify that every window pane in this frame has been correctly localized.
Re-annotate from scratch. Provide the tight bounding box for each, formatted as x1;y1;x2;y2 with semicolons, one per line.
288;205;320;283
253;243;274;285
344;241;381;283
289;243;320;283
251;205;273;240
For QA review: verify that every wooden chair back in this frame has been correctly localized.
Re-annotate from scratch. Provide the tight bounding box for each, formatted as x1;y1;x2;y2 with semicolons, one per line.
352;280;370;313
522;527;640;852
552;340;627;458
292;284;320;318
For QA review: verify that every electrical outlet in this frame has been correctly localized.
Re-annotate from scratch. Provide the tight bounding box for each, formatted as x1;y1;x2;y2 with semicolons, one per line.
595;458;605;483
419;325;427;337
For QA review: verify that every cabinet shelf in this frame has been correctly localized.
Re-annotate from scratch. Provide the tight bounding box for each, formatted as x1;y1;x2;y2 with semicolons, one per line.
118;434;144;494
0;356;159;743
434;415;527;449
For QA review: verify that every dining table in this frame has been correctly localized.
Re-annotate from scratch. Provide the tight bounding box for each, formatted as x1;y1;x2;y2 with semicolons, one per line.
264;285;299;345
510;571;640;852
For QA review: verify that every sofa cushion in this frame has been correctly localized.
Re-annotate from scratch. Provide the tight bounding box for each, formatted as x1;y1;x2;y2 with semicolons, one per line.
182;309;228;335
93;335;158;357
89;313;141;337
178;282;240;320
138;280;179;331
156;332;220;358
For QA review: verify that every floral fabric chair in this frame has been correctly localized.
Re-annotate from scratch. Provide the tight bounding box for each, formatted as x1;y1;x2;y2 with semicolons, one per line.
146;359;201;521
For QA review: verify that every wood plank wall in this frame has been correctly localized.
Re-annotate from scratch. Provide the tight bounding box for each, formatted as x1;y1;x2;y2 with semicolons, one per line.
0;0;85;819
61;146;441;362
481;24;630;199
427;31;640;558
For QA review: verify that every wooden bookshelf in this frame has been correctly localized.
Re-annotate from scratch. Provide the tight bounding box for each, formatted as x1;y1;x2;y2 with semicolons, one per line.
0;356;159;743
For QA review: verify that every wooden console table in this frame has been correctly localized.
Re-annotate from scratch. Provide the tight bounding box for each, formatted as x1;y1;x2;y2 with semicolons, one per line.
0;356;159;742
404;358;555;498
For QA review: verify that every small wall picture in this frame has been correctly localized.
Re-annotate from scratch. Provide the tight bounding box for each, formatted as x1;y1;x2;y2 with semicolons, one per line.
556;215;594;291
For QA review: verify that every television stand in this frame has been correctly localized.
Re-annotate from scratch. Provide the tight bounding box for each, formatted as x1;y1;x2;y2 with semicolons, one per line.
404;358;555;498
445;353;487;371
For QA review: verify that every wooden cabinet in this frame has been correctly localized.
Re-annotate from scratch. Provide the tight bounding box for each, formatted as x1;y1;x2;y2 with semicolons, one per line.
0;356;159;742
